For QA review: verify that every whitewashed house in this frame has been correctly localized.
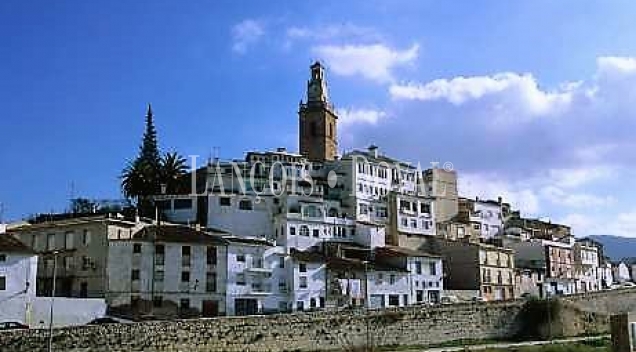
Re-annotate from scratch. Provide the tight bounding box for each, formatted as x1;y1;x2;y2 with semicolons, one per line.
0;235;37;324
107;224;228;318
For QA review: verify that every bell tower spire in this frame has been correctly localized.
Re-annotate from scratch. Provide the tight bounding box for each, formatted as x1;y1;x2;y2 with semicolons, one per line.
299;61;338;162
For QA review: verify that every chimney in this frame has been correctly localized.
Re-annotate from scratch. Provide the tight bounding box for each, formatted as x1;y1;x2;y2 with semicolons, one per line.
276;147;286;153
368;145;379;158
498;196;502;205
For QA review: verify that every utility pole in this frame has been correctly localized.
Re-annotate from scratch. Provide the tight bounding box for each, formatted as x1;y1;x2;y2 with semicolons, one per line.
48;251;59;352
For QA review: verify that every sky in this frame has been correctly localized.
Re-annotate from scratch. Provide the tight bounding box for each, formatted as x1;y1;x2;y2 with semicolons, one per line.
1;0;636;237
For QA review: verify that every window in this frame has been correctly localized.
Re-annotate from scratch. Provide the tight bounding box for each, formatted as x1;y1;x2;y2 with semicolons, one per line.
279;257;285;268
0;276;5;290
174;199;193;210
155;270;164;282
237;254;246;262
389;275;396;285
64;231;74;249
133;243;142;254
473;224;481;230
289;227;296;236
297;300;305;311
63;256;73;270
376;273;384;285
388;295;399;307
180;298;190;310
429;262;437;275
182;246;191;266
219;197;231;206
415;262;422;275
236;273;246;285
131;270;140;281
401;218;408;227
80;282;88;298
82;230;91;245
299;263;307;273
47;233;55;250
181;271;190;283
411;219;417;228
207;246;217;265
206;272;216;292
420;203;431;214
299;276;308;288
279;279;287;293
457;227;465;237
153;296;163;308
0;254;6;262
239;200;253;210
300;226;310;237
313;229;320;238
310;297;316;308
155;244;165;265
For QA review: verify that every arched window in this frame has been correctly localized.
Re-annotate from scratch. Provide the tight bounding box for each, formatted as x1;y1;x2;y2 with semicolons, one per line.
300;226;310;237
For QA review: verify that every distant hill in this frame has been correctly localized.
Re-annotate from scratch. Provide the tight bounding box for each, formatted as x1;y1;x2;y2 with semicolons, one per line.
589;235;636;261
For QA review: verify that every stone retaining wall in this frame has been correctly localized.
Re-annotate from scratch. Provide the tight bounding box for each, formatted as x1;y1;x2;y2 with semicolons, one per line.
2;288;634;352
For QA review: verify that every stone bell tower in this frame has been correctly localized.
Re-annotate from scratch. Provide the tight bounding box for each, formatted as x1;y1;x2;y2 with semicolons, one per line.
299;61;338;162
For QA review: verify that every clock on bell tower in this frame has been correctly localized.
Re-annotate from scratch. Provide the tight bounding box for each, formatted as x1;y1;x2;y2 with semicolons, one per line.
299;62;338;162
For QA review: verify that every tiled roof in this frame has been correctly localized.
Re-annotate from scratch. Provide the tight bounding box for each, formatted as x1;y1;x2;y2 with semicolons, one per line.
132;225;228;246
289;248;408;273
225;236;274;247
375;245;441;258
0;235;35;254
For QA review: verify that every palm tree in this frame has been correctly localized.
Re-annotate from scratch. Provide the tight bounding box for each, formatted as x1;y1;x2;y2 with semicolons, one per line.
160;152;189;194
121;159;156;210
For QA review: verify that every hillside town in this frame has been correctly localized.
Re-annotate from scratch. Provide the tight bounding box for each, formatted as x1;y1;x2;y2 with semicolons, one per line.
0;62;632;326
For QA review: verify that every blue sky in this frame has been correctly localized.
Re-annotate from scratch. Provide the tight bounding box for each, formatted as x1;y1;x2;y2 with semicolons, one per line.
2;0;636;237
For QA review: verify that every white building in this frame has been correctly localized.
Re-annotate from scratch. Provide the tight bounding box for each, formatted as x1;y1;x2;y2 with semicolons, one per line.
0;235;37;324
224;237;287;315
613;262;631;283
573;239;601;292
107;224;228;318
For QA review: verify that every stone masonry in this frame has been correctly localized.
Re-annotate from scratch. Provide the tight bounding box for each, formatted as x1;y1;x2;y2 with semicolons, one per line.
2;288;634;352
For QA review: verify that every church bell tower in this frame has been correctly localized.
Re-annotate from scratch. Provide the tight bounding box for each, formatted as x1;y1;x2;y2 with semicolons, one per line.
299;61;338;162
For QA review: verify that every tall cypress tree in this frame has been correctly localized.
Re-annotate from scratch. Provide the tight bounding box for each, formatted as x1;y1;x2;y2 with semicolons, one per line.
139;103;161;171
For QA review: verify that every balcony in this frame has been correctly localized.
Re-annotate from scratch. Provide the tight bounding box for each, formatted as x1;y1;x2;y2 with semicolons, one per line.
250;283;273;295
246;259;272;273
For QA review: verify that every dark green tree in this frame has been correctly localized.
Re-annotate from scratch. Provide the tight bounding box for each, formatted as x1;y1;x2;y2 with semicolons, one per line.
139;104;161;174
120;104;189;216
161;152;189;194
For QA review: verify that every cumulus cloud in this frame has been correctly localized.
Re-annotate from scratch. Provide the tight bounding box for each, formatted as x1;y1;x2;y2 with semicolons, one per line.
231;20;265;54
338;108;386;126
389;73;574;118
312;43;419;83
286;23;380;44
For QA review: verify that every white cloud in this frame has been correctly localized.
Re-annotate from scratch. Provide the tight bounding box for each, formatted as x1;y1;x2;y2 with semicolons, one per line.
546;166;616;189
389;72;574;117
460;173;541;215
540;186;615;208
231;20;265;54
312;43;419;83
338;108;386;126
286;23;379;43
597;56;636;76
